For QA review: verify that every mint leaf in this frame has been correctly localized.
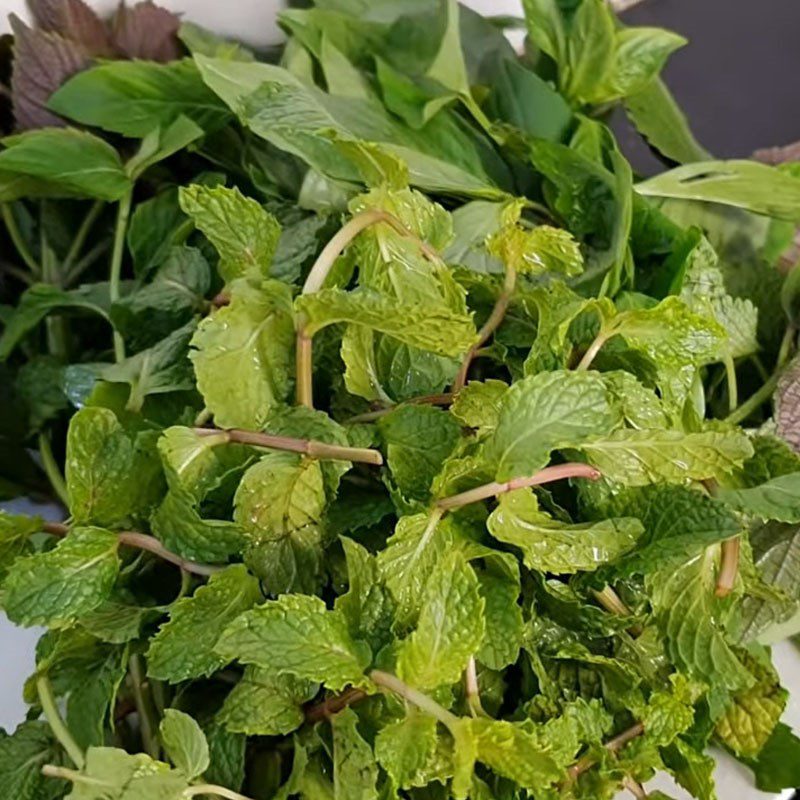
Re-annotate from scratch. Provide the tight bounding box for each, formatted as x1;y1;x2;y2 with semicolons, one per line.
332;708;378;800
147;565;261;683
580;428;753;486
593;484;741;577
179;184;281;282
0;721;66;800
297;288;476;357
190;278;294;429
65;406;164;526
374;711;438;790
215;594;372;691
649;549;753;693
449;379;508;434
397;552;484;690
160;709;210;779
487;370;619;480
218;668;316;736
335;538;395;654
0;510;40;579
745;723;800;792
488;488;642;573
3;527;119;627
470;718;562;791
378;405;460;500
715;653;786;758
378;512;460;627
476;570;524;670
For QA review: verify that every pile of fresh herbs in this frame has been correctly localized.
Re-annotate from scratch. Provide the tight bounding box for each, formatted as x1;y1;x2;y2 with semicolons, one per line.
3;1;800;798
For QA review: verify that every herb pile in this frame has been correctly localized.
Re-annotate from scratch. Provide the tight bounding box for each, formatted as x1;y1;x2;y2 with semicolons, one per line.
3;1;800;798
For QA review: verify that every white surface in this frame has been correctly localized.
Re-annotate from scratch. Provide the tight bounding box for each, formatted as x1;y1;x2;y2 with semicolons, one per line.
0;0;524;48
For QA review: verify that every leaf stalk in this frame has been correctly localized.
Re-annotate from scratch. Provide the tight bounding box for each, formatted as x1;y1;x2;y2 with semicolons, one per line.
453;266;516;391
37;675;85;769
193;426;383;465
435;463;600;511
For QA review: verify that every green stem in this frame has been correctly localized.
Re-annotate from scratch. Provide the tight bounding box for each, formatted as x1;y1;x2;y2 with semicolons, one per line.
2;263;34;284
296;210;441;408
128;654;160;759
778;324;796;369
370;670;459;730
64;240;111;287
183;786;255;800
41;235;68;358
295;329;314;408
37;676;85;769
63;200;104;272
109;190;133;362
724;371;780;426
723;355;738;413
38;433;69;508
453;267;516;392
575;330;611;371
2;203;40;275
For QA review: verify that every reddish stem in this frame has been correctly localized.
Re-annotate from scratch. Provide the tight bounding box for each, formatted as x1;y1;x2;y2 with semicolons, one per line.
435;463;600;511
304;688;368;723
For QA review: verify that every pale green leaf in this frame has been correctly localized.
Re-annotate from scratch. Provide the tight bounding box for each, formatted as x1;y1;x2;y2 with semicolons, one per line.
234;452;326;541
450;380;508;434
476;571;524;670
715;654;786;758
65;407;164;526
486;224;583;277
487;489;642;574
179;184;281;282
580;428;753;486
3;527;119;627
190;278;294;430
160;709;209;780
0;510;41;580
151;490;247;563
147;565;262;683
374;711;437;790
471;718;562;791
487;370;619;480
215;593;372;691
649;549;754;693
218;667;316;736
297;288;476;357
332;708;378;800
378;511;461;628
397;552;485;690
